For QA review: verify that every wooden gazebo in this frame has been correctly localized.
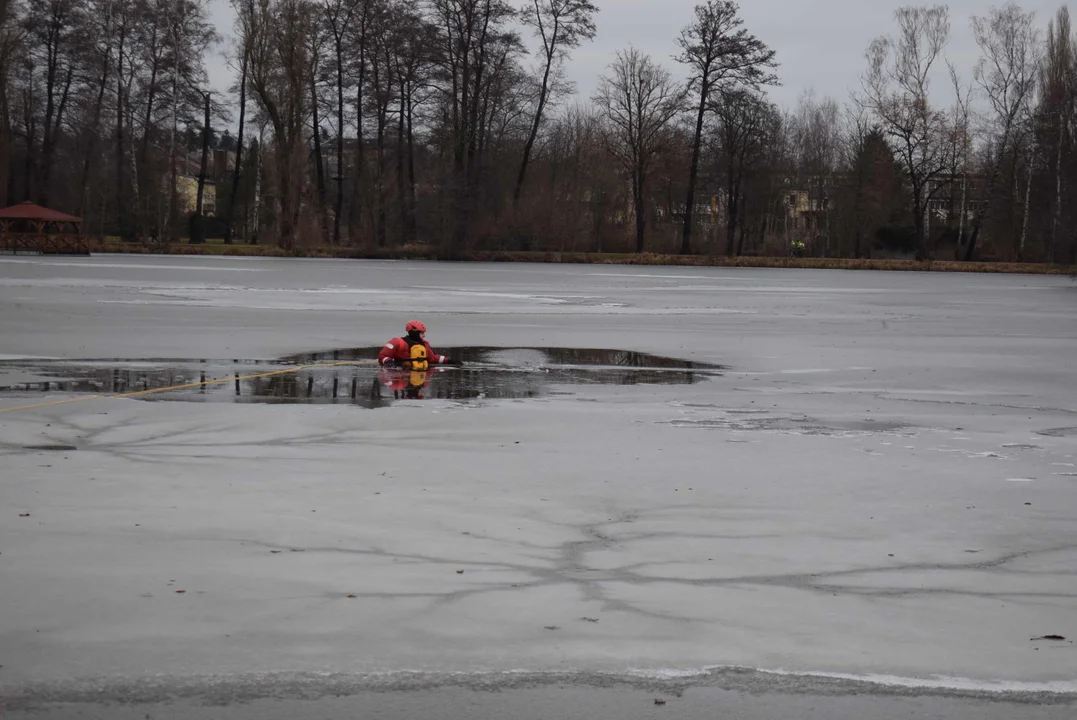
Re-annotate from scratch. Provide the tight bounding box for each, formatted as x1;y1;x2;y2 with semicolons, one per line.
0;202;88;255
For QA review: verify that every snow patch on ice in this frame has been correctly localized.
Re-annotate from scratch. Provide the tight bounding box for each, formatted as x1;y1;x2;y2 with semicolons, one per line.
624;666;715;680
756;668;1077;694
937;448;1010;460
621;665;1077;694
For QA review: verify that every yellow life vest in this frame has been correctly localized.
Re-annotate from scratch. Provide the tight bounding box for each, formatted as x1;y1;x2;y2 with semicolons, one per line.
406;341;428;371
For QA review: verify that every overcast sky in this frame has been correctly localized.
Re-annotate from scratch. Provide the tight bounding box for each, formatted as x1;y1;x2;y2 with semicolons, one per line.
204;0;1063;120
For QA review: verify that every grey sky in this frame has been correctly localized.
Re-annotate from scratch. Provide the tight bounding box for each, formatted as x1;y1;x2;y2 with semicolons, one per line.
205;0;1063;120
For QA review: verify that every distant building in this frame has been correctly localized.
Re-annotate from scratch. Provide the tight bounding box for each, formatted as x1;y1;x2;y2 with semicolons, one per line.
212;149;235;183
784;188;829;230
176;175;216;217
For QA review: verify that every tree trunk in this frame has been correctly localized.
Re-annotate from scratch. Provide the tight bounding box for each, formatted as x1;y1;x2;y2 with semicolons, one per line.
252;127;263;244
396;75;406;244
224;50;247;244
680;82;708;255
912;187;927;261
79;48;112;218
1050;119;1063;263
115;31;127;241
163;53;179;241
633;167;645;253
736;194;747;256
191;91;210;244
276;141;297;250
333;37;345;246
513;31;557;202
137;13;163;235
23;95;36;202
725;171;738;257
350;29;367;245
0;79;9;206
39;64;73;206
451;68;470;255
127;95;141;238
311;76;327;244
196;93;210;215
374;67;387;247
1019;147;1033;261
957;170;967;255
138;27;160;170
0;0;9;204
39;34;60;205
405;79;417;244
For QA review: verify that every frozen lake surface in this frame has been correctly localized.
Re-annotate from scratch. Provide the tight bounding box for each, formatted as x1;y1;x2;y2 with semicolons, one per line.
1;255;1076;716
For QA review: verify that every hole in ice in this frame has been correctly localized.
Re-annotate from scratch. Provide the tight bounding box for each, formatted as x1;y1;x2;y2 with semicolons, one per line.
0;347;722;408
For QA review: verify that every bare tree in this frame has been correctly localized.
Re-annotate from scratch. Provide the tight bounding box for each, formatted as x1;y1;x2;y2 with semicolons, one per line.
429;0;520;252
26;0;79;207
0;0;22;204
173;1;219;243
1040;7;1074;262
321;0;356;245
133;0;171;215
189;86;211;242
224;0;256;244
790;90;841;255
962;1;1041;260
392;4;432;245
247;0;315;249
675;0;776;254
113;0;136;238
346;0;376;244
367;0;394;247
72;0;114;218
513;0;597;202
304;5;328;242
593;47;684;253
711;87;773;256
947;61;974;254
862;5;951;260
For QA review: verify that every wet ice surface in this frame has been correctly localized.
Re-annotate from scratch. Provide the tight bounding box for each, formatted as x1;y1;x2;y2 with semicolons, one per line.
0;256;1076;712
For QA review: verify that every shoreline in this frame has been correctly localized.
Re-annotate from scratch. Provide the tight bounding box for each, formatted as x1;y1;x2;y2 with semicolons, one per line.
46;243;1077;275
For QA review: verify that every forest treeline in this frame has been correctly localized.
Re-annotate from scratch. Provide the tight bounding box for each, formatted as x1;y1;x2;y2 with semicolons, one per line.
2;0;1077;262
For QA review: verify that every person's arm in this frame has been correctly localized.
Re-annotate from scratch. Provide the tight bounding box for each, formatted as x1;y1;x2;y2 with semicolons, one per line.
378;339;403;366
425;341;462;366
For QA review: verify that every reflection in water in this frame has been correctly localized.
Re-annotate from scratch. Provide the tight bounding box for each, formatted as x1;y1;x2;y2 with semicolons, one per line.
0;347;722;408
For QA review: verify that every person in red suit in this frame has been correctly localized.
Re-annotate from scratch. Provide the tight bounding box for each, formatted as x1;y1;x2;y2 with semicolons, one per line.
378;320;462;369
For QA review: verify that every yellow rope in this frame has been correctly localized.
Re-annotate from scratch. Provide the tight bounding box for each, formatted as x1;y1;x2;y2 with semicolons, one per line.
0;361;376;415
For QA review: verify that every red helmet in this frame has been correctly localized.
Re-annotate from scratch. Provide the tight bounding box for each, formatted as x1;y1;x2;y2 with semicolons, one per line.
405;320;426;334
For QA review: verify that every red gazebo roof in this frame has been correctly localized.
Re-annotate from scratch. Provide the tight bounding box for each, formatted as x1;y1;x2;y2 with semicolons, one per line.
0;201;82;223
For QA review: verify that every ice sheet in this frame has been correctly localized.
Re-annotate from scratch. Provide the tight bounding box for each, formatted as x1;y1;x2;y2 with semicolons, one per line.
1;256;1075;705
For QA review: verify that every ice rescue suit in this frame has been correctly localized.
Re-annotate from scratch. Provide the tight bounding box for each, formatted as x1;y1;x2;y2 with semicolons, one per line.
378;337;449;368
